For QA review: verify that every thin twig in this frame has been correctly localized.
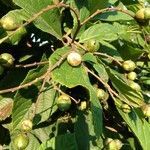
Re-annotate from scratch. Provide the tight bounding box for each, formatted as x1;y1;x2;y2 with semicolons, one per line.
52;82;80;104
94;52;122;66
85;66;118;97
0;52;69;94
15;61;49;68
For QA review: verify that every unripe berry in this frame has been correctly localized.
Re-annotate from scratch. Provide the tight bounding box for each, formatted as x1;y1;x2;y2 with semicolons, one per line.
135;8;145;20
121;104;131;113
127;71;137;81
83;39;100;52
105;138;122;150
13;133;29;150
21;119;33;132
0;53;15;67
129;81;141;91
122;60;136;72
0;16;18;31
144;8;150;20
57;94;71;111
79;101;87;110
114;139;123;150
141;104;150;117
97;88;109;101
67;51;82;67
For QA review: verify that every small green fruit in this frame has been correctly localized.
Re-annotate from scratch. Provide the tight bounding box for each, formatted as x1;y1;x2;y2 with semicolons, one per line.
57;94;71;111
67;51;82;67
121;104;131;113
0;65;4;75
0;53;14;67
105;138;122;150
144;8;150;20
0;16;18;31
83;40;100;52
97;88;109;101
122;60;136;71
21;119;33;132
79;101;87;110
141;104;150;117
129;81;141;91
127;71;137;81
135;8;145;20
13;133;29;150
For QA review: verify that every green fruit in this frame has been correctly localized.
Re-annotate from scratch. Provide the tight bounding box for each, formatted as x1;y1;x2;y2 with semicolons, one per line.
0;16;18;31
135;8;150;21
13;133;29;150
79;101;87;110
141;104;150;117
67;51;82;67
121;104;131;113
127;71;137;81
122;60;136;71
105;138;122;150
97;88;109;101
57;94;71;111
144;8;150;20
0;53;15;67
0;65;4;75
135;8;145;20
21;119;33;132
83;40;100;52
129;81;141;91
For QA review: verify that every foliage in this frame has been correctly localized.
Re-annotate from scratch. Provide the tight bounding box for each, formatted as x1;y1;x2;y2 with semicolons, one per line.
0;0;150;149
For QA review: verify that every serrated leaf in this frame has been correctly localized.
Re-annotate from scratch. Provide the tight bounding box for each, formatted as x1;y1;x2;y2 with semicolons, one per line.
79;23;118;43
35;85;57;123
117;107;150;150
13;0;62;39
0;98;13;121
12;65;48;130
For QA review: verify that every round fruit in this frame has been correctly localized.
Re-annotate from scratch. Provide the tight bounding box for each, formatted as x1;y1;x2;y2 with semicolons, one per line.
79;101;87;110
13;133;29;150
141;104;150;117
0;16;18;31
67;51;82;67
129;81;141;91
57;94;71;111
121;104;131;113
144;8;150;20
21;119;33;132
114;139;123;150
0;53;15;67
105;138;122;150
127;71;137;81
97;88;109;101
135;8;145;20
122;60;136;71
0;65;4;75
83;40;100;52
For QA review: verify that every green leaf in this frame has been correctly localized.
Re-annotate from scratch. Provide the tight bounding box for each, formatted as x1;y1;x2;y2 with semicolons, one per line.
38;137;55;150
56;133;78;150
107;68;143;106
35;85;57;123
0;98;13;121
13;0;62;39
94;11;133;21
50;47;89;88
12;65;48;130
79;23;118;43
117;107;150;150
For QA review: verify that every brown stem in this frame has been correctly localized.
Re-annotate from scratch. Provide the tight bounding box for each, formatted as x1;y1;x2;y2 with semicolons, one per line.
15;61;49;68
